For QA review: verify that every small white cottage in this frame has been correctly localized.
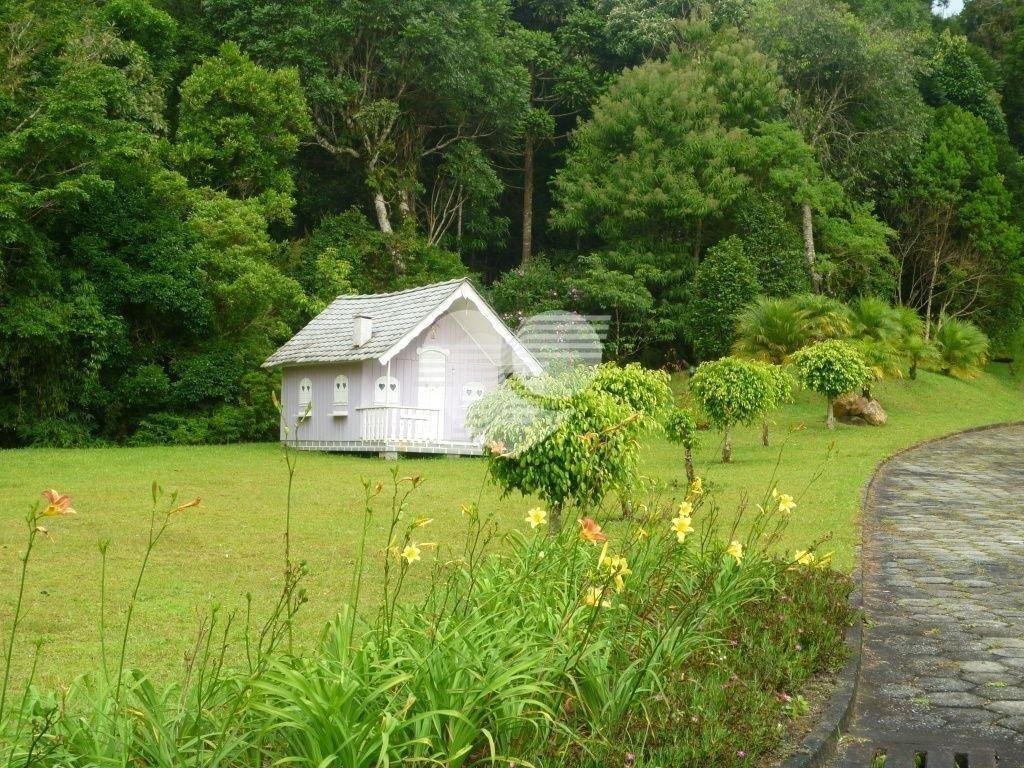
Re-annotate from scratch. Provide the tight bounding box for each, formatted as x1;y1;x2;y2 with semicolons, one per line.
263;278;542;456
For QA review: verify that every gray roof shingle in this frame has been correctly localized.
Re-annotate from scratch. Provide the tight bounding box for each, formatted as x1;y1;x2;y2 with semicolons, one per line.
263;278;471;368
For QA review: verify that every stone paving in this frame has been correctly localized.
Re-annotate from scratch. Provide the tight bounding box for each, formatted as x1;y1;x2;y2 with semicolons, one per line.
834;425;1024;766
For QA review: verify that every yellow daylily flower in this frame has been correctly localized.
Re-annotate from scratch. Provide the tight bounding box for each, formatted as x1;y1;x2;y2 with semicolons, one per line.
677;500;694;517
776;493;797;515
635;527;649;541
792;549;815;567
583;586;612;608
671;514;694;543
726;540;744;561
525;507;548;529
688;477;703;498
815;552;834;569
400;544;421;564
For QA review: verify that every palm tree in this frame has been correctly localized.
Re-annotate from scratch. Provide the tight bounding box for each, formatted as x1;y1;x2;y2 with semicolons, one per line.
791;293;851;342
849;297;902;343
934;316;989;379
731;297;808;365
848;297;904;397
893;306;937;380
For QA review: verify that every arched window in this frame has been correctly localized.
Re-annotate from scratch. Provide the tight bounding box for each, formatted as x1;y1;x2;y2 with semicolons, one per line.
297;377;313;418
461;382;485;405
374;375;399;405
333;375;349;405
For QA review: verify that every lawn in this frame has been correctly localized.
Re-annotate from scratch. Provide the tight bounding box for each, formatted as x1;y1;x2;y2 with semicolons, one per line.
1;365;1021;691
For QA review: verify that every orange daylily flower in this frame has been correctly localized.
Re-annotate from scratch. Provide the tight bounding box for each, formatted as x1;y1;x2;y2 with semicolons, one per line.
41;489;76;517
578;517;608;544
171;497;201;515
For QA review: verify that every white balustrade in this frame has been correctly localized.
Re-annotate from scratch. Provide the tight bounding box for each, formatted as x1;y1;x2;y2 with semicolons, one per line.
357;406;441;443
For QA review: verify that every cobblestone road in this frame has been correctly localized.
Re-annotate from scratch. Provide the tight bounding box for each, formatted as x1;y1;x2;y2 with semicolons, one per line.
834;425;1024;767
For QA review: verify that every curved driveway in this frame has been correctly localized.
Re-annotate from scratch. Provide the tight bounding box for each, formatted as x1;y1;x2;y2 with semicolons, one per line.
835;425;1024;766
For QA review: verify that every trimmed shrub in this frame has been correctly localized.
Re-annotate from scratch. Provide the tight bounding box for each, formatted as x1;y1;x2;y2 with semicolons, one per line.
467;363;672;529
790;340;869;429
689;357;773;462
664;406;701;482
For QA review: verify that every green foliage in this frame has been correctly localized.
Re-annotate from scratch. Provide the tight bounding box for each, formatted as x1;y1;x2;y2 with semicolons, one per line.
173;42;312;207
898;106;1024;333
847;296;906;383
934;316;991;378
736;194;810;296
664;406;700;449
686;237;761;360
791;340;869;400
923;31;1007;135
689;357;775;432
467;363;672;515
790;294;852;342
550;26;782;251
0;3;307;446
732;297;811;365
747;0;930;190
299;210;466;297
759;362;794;412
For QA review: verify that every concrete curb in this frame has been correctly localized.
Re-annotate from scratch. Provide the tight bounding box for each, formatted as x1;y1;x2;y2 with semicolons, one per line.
777;420;1024;768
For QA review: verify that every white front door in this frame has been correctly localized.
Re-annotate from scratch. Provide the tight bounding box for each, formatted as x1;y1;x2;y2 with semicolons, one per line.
417;349;447;441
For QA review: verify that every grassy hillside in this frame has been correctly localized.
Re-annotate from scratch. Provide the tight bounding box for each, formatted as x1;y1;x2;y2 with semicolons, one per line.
0;365;1020;689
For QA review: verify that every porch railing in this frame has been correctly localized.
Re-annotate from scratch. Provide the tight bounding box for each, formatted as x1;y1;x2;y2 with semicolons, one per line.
357;405;442;443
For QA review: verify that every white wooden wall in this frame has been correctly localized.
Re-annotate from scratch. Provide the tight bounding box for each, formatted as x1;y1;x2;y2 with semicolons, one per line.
277;298;509;446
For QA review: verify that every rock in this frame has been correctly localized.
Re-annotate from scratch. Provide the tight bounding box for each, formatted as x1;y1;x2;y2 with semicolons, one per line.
834;393;888;426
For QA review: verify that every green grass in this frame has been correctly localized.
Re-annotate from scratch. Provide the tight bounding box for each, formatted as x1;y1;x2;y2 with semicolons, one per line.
1;366;1021;690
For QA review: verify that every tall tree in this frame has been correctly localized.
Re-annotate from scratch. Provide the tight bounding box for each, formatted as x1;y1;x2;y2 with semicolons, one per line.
746;0;929;290
172;42;311;211
205;0;530;243
896;106;1024;334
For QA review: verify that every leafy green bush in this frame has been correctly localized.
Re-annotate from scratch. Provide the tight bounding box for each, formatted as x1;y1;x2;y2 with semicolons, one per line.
300;209;467;299
757;362;794;446
686;237;761;360
934;316;990;378
790;340;869;429
664;406;701;482
689;357;777;462
467;363;672;529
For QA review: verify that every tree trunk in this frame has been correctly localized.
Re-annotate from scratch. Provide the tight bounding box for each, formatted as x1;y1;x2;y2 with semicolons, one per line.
684;446;695;484
761;420;769;447
924;247;940;341
398;189;412;219
802;202;822;294
722;427;732;463
548;502;563;535
521;136;534;265
373;191;393;234
826;397;836;430
909;360;918;380
620;496;633;520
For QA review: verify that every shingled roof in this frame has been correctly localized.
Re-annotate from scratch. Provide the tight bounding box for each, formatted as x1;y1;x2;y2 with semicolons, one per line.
262;278;542;373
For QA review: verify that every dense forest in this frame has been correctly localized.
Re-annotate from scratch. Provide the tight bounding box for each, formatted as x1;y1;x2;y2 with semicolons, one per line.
2;0;1022;446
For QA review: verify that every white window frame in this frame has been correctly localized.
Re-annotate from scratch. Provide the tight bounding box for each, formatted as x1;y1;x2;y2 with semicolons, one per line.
461;381;485;406
332;374;349;416
297;377;313;419
374;375;400;405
